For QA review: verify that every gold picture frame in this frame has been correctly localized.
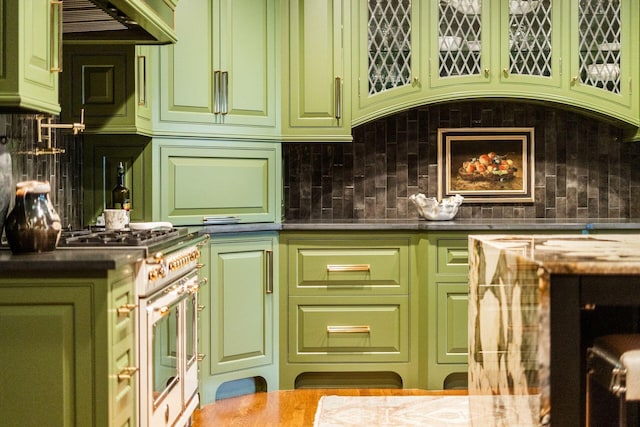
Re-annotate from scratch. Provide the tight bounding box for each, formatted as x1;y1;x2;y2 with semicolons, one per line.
438;127;535;203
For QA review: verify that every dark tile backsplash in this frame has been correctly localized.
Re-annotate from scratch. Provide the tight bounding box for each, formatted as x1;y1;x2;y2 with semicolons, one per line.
3;100;640;228
0;114;83;229
284;101;640;220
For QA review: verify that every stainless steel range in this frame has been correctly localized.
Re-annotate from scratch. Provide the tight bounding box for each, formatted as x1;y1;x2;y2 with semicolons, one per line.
59;227;209;427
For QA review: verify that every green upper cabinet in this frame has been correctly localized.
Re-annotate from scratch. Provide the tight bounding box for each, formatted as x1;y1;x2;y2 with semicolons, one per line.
282;0;352;142
351;0;423;125
153;138;282;225
429;0;562;91
568;0;639;126
0;0;61;114
60;45;136;133
149;0;278;139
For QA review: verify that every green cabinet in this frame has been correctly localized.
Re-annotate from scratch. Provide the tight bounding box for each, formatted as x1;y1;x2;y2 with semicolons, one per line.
0;0;61;114
424;233;470;390
0;265;137;427
153;139;281;225
198;232;278;404
60;45;137;134
148;0;279;138
279;232;419;389
568;0;639;125
351;0;640;134
351;0;423;125
282;0;352;142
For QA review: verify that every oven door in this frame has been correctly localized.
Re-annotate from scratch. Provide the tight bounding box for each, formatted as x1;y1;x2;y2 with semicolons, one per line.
140;275;191;427
183;272;201;408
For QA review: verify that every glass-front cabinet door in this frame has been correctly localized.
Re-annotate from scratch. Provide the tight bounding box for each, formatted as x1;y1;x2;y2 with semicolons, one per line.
352;0;422;125
569;0;637;121
500;0;561;87
430;0;560;89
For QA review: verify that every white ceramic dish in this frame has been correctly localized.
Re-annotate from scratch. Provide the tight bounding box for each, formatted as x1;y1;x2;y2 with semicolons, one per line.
509;0;539;15
129;221;173;230
599;42;621;52
409;193;464;221
449;0;481;15
438;36;463;52
587;63;620;81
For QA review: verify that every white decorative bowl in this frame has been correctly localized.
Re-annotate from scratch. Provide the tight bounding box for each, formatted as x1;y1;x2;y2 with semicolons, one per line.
509;0;539;15
449;0;481;15
587;63;620;81
409;193;464;221
438;36;463;52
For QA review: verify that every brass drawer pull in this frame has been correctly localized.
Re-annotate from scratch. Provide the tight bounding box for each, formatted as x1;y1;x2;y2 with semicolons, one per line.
326;264;371;272
327;325;371;334
116;303;137;316
117;366;139;381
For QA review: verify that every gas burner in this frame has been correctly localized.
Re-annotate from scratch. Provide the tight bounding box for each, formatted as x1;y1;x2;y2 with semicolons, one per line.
58;227;187;250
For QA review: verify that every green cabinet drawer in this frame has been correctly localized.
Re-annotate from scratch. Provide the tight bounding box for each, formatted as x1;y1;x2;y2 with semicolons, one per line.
289;296;408;363
435;238;469;275
288;239;409;295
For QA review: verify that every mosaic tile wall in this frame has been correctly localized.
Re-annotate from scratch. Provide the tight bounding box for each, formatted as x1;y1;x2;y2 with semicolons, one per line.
283;101;640;220
0;114;83;229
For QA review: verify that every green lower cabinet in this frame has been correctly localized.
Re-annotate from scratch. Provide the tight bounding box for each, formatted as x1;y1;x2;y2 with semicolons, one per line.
424;233;470;390
279;232;419;390
0;267;137;427
198;232;279;405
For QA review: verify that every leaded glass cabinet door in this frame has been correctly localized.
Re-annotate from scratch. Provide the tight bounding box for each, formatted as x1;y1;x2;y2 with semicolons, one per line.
431;0;491;87
570;0;636;118
352;0;422;123
500;0;561;88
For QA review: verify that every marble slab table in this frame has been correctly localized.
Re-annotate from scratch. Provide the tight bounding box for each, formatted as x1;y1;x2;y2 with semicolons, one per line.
468;234;640;427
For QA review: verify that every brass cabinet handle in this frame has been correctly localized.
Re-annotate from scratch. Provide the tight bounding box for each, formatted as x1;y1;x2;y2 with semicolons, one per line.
137;55;147;105
157;306;170;316
265;249;273;294
213;70;222;114
197;304;205;312
326;264;371;272
117;366;139;381
221;71;229;115
50;0;63;72
484;68;490;78
572;75;579;84
503;68;508;77
116;303;137;317
327;325;371;333
196;353;206;362
334;76;342;120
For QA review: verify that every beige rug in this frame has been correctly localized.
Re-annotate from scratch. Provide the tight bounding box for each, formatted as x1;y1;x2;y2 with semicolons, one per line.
313;395;470;427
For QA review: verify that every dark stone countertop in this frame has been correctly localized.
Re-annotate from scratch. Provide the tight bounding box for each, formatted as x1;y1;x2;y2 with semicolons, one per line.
0;247;143;276
279;218;640;231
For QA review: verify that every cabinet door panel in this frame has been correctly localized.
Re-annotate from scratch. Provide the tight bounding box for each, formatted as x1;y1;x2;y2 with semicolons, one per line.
158;143;279;224
221;0;276;127
208;238;274;374
0;286;93;426
437;282;469;364
160;0;215;121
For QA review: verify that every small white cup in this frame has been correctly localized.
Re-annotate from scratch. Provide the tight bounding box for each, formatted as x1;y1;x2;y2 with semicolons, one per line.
104;209;129;230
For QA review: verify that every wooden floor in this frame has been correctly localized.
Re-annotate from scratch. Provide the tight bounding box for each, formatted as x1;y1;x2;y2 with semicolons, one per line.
192;388;467;426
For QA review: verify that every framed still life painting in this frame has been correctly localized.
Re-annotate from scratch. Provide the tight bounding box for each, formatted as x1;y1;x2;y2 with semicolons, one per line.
437;127;535;203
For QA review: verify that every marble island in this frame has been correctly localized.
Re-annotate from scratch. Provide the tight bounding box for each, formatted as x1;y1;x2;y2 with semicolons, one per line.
468;234;640;427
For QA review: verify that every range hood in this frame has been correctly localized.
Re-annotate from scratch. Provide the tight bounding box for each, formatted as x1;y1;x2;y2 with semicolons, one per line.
63;0;177;44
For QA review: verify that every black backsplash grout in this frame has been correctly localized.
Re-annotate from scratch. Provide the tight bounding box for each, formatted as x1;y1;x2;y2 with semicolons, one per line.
284;101;640;220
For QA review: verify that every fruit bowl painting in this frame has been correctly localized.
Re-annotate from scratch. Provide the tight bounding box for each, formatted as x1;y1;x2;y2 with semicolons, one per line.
458;152;518;182
437;127;535;203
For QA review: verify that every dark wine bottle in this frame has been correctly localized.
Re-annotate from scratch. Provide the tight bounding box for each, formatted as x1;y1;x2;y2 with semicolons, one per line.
111;162;131;211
